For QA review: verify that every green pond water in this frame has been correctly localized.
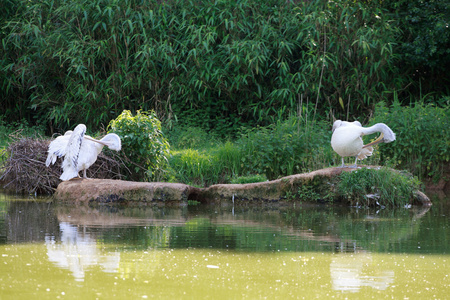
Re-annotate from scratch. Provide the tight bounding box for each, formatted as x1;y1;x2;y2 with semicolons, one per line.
0;191;449;299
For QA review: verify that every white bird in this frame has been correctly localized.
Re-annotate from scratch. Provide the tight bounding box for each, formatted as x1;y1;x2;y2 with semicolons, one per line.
46;124;121;181
331;120;396;168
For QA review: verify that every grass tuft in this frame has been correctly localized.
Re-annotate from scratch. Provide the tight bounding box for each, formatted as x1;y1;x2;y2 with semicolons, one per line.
337;167;422;207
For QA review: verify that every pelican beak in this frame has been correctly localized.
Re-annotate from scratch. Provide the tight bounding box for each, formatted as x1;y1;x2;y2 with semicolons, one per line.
84;136;109;146
363;133;384;148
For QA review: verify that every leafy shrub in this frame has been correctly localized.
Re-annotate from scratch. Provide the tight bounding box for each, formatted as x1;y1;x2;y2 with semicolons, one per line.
108;110;170;181
337;167;422;207
370;101;449;182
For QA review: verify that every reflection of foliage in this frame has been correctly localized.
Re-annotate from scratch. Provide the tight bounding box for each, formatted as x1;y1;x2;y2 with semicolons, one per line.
172;218;237;250
0;200;8;244
101;226;171;251
87;204;440;254
336;209;421;252
0;198;60;243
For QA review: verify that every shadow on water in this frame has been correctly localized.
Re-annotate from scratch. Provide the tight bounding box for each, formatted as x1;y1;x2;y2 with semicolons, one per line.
1;191;448;254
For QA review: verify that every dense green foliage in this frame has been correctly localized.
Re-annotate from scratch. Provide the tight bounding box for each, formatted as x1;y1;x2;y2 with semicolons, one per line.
1;0;448;136
382;0;450;96
108;110;170;181
370;101;450;182
337;167;421;207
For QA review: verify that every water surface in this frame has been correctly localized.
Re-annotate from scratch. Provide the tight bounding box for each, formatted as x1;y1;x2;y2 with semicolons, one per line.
1;192;449;299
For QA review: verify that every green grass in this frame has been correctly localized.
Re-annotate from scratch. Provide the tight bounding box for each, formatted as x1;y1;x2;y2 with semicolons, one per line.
165;116;335;187
337;167;422;207
230;174;267;184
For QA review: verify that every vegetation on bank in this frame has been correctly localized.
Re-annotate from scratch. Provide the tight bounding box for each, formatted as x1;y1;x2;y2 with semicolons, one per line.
280;166;423;207
165;118;335;186
0;102;448;196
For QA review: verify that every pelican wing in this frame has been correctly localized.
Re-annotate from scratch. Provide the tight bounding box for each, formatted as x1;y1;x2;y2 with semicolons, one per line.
59;124;86;181
45;131;73;167
65;124;86;169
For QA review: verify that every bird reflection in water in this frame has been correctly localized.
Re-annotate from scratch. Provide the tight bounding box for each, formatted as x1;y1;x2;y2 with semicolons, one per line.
330;242;394;292
45;222;120;281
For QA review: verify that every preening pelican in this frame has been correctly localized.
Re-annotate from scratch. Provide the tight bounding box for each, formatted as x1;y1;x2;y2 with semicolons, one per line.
46;124;121;181
331;120;396;168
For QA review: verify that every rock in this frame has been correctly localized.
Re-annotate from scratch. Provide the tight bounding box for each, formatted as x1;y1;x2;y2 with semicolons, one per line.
52;167;432;206
200;167;343;203
413;190;432;207
53;179;198;205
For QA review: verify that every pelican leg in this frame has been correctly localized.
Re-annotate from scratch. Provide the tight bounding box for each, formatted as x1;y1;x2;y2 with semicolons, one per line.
338;157;346;168
83;169;90;179
348;157;359;169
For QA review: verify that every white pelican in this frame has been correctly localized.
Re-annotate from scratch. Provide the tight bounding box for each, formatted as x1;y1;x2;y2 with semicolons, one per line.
331;120;396;168
46;124;121;181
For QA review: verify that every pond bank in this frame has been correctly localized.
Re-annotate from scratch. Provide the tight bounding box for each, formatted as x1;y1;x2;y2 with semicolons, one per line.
53;167;432;207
